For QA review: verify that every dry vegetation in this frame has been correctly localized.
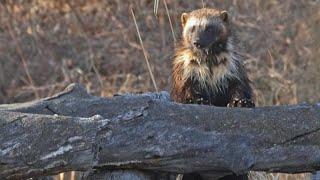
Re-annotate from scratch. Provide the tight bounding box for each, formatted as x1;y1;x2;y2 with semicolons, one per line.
0;0;319;179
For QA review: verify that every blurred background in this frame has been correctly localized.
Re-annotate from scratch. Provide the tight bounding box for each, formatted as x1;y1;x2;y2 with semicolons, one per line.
0;0;319;179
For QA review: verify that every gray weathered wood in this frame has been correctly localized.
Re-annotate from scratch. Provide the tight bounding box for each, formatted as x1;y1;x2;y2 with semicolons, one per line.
0;83;320;179
84;170;177;180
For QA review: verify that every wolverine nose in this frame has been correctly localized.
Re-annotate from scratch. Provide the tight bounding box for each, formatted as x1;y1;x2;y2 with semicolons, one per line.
193;41;202;49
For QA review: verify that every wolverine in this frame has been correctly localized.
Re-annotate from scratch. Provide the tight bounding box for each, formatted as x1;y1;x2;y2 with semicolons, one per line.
171;8;253;180
171;8;254;108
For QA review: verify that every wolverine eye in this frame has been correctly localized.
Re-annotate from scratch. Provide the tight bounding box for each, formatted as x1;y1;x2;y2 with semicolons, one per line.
190;25;196;33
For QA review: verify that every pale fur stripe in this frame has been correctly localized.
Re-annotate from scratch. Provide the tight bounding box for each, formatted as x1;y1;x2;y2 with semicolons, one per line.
183;17;210;38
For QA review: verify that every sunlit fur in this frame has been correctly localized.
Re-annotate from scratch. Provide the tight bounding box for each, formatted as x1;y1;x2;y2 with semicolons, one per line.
173;37;240;92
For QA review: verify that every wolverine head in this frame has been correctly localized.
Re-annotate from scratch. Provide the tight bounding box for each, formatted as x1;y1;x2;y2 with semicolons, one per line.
181;8;230;56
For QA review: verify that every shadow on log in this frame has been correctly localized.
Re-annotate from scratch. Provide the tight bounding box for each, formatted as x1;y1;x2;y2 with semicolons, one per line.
0;83;320;179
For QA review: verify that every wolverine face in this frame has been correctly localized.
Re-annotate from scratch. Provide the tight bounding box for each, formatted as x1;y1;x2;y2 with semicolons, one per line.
181;8;230;56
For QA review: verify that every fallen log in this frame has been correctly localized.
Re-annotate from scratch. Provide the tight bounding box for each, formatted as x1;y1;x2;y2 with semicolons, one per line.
0;84;319;179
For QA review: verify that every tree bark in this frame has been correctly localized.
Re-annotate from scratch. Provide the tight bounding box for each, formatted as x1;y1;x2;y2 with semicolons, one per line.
0;83;320;179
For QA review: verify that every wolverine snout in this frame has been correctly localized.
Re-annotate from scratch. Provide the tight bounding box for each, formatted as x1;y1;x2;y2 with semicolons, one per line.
190;26;223;52
191;33;212;50
193;39;202;49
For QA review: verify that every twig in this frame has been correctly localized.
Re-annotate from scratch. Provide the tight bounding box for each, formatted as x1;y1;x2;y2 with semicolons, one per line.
131;9;159;92
154;0;159;17
163;0;176;43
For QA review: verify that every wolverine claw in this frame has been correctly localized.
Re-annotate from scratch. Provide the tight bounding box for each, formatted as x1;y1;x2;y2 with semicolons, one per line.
227;98;239;107
228;98;255;108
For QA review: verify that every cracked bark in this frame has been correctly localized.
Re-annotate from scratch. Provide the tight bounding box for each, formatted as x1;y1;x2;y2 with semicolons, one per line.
0;83;320;179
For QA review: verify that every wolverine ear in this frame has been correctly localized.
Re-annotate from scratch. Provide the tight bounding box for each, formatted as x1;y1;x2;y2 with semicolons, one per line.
181;13;189;27
220;11;228;22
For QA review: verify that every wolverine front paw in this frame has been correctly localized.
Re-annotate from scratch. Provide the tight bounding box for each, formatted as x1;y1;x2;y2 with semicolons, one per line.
227;98;255;108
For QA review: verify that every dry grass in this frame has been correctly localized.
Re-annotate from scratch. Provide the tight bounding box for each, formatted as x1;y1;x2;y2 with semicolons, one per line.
249;172;311;180
0;0;319;179
131;8;158;92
